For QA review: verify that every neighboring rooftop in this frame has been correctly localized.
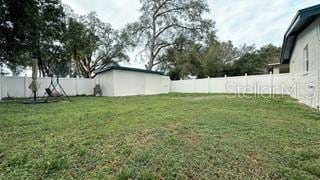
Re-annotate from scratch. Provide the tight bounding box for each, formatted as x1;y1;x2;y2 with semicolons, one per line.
95;66;164;75
280;4;320;64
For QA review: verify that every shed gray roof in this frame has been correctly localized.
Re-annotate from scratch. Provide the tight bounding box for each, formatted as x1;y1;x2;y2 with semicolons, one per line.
280;4;320;64
95;66;164;75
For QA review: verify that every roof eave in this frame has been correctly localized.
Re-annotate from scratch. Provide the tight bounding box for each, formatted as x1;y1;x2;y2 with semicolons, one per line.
280;4;320;64
94;66;165;76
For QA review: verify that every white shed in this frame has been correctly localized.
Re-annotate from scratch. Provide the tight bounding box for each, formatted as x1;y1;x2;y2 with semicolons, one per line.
94;66;170;97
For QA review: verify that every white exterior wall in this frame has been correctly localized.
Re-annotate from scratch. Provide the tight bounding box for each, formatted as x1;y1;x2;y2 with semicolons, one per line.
96;71;115;96
97;69;170;97
113;70;145;96
289;17;320;108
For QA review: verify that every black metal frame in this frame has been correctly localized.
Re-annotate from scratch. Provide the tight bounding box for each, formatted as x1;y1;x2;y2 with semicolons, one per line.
44;76;70;101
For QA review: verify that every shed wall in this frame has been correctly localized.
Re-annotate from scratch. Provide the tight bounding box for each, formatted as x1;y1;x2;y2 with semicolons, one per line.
98;70;170;97
96;71;114;96
113;70;144;96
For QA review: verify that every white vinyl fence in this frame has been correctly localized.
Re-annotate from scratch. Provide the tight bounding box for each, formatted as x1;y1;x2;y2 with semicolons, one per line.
170;73;292;95
0;73;293;100
0;75;95;99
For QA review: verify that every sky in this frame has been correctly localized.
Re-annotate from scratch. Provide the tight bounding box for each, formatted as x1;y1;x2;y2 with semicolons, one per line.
5;0;320;76
60;0;320;68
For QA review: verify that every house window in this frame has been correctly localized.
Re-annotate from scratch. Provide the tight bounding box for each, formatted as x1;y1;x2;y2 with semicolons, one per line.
303;45;309;72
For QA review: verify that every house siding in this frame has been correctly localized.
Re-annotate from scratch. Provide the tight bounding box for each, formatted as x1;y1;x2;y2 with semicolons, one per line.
289;16;320;108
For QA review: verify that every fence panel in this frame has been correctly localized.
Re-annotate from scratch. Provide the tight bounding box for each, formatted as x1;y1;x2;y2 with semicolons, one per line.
227;76;247;93
2;76;25;97
195;78;209;93
170;73;292;95
247;74;271;94
210;77;226;93
78;79;95;95
0;73;293;99
0;75;94;99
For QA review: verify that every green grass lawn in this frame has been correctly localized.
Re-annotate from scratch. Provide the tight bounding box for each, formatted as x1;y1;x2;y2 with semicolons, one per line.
0;94;320;179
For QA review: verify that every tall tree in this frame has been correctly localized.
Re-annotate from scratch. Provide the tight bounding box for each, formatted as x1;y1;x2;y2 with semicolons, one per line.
63;17;88;77
259;44;281;64
202;34;238;78
80;12;133;78
1;0;38;75
229;44;281;76
33;0;66;77
160;33;241;80
128;0;214;70
0;0;66;76
63;12;133;78
159;35;204;80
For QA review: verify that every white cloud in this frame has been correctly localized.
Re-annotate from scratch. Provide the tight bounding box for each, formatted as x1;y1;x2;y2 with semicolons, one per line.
61;0;320;68
209;0;320;47
61;0;140;29
61;0;320;46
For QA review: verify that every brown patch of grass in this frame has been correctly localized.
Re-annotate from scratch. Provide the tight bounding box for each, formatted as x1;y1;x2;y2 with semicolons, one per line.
166;123;182;131
246;152;262;165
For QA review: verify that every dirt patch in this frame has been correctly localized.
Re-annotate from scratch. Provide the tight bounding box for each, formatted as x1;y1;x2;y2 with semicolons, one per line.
245;152;262;165
167;123;182;131
180;132;202;145
244;151;266;176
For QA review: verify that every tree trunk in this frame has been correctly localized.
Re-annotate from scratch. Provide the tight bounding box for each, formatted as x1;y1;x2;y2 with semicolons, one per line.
146;17;157;71
69;55;72;77
73;48;80;77
38;58;46;77
45;66;50;77
147;48;155;70
79;57;91;78
87;58;91;78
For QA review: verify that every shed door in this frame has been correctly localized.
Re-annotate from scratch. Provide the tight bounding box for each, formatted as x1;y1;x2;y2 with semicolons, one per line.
135;73;145;95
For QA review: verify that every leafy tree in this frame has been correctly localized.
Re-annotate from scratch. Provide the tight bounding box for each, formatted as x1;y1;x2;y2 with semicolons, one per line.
230;44;281;76
160;34;240;80
128;0;214;70
161;36;282;79
63;12;133;78
259;44;281;64
80;13;133;78
63;17;88;77
202;36;238;77
159;35;204;80
1;0;66;76
34;0;66;77
0;0;38;75
232;52;263;75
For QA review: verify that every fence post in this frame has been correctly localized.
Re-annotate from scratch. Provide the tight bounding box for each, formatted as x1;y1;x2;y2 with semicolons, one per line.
0;74;2;100
208;76;210;93
245;73;248;93
270;71;273;96
24;74;27;98
193;78;196;93
225;74;228;93
76;77;79;96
